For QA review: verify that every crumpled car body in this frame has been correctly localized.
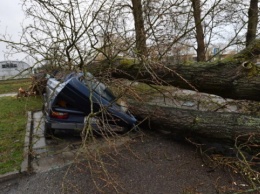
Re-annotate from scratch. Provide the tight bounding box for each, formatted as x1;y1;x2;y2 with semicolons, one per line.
43;72;137;137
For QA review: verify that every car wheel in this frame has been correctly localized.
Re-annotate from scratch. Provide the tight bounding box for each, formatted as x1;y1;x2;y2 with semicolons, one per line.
44;123;54;139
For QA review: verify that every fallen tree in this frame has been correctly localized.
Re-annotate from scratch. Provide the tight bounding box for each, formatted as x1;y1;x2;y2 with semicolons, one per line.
89;39;260;101
115;82;260;158
129;101;260;144
31;72;260;146
33;62;260;147
118;82;260;144
127;96;260;174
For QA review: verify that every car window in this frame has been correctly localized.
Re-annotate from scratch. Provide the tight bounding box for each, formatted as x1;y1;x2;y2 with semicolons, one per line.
80;73;116;102
88;81;116;102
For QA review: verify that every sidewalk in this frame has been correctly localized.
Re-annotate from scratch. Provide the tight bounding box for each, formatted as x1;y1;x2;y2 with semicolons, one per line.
0;93;17;98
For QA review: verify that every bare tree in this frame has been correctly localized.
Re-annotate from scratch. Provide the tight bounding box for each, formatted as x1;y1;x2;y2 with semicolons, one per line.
0;0;253;67
131;0;148;59
6;0;112;70
191;0;206;61
246;0;258;47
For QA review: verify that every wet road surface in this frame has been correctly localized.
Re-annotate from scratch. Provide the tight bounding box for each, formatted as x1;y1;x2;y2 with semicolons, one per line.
0;111;251;194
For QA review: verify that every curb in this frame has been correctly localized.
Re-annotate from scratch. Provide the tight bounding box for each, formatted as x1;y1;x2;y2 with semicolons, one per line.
0;111;32;183
21;111;33;173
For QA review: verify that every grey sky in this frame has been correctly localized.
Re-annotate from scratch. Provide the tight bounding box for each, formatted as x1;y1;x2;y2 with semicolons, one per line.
0;0;26;61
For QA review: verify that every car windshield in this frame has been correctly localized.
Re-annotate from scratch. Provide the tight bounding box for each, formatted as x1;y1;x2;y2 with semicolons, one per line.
82;73;116;102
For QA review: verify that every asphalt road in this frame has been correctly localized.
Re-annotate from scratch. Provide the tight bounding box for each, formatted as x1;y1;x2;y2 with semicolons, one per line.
0;129;250;194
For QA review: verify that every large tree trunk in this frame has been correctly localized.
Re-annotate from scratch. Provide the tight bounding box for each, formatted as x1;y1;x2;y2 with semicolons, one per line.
89;39;260;101
107;80;260;144
121;82;260;146
129;101;260;144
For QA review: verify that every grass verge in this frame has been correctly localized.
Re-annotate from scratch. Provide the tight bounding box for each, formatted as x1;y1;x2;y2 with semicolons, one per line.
0;78;31;94
0;96;42;174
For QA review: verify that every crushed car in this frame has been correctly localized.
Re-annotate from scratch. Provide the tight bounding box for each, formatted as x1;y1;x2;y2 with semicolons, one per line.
42;72;137;137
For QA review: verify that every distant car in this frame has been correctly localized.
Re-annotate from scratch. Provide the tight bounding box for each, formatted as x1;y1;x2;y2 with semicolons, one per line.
42;72;137;137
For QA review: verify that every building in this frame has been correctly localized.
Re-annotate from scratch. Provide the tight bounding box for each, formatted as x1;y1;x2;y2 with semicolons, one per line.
0;61;32;80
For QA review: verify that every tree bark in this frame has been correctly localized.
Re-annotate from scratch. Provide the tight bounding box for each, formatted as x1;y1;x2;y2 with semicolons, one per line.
191;0;206;61
123;83;260;147
122;82;260;115
131;0;148;58
110;81;260;145
129;101;260;144
246;0;258;47
89;39;260;101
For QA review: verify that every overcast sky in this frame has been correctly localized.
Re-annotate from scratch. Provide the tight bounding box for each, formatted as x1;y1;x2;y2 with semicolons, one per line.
0;0;26;61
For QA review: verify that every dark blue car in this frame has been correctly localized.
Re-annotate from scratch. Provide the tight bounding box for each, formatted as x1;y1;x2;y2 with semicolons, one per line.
43;72;137;137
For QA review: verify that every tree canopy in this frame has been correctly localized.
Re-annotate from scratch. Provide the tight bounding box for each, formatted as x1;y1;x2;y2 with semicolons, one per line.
0;0;259;68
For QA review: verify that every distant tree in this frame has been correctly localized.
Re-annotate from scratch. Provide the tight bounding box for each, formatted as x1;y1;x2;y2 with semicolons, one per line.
6;0;110;70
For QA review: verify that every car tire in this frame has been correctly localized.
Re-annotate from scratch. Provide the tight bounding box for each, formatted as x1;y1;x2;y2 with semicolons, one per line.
44;123;54;139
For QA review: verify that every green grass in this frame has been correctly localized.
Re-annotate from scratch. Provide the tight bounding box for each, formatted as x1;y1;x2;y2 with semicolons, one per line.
0;96;42;174
0;78;31;94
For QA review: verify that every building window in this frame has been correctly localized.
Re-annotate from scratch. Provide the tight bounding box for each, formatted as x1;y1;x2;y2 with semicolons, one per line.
1;63;17;68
